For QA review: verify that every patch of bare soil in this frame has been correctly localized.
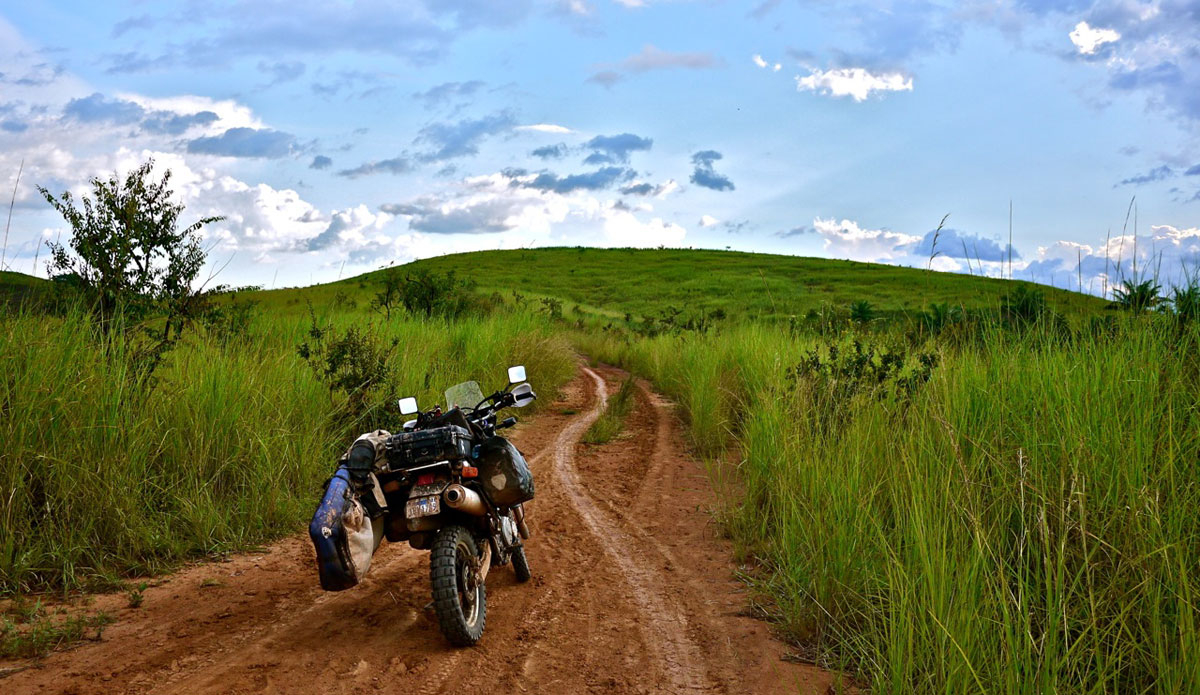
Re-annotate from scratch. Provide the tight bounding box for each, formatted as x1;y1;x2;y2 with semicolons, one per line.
3;364;837;694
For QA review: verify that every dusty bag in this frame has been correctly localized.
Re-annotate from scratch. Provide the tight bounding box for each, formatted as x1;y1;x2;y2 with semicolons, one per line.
340;430;390;517
309;467;385;591
477;436;534;507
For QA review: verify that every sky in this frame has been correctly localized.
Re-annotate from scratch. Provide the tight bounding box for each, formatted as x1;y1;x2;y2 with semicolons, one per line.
1;0;1198;293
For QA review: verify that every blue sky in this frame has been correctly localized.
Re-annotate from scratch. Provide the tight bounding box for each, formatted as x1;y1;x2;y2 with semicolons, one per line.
1;0;1198;292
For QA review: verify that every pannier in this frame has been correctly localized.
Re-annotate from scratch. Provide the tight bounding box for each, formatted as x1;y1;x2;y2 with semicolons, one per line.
477;436;534;507
309;431;390;591
386;425;472;469
309;468;384;591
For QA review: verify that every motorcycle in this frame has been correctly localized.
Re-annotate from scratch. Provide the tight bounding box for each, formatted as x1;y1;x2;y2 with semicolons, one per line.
310;365;537;646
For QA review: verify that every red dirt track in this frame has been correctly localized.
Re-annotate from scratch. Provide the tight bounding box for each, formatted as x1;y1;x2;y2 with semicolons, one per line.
3;365;834;694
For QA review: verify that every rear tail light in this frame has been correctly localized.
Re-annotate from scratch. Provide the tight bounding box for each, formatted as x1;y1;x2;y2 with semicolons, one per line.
416;473;435;486
461;466;478;479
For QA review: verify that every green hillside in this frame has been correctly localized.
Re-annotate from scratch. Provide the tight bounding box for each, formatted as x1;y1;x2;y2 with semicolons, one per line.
254;247;1106;320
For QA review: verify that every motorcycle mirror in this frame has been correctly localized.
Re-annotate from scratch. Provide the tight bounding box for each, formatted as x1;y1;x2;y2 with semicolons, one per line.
398;397;419;415
511;383;536;407
507;365;526;385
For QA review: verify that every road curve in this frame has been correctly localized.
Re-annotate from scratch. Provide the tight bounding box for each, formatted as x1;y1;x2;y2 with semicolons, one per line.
2;364;836;695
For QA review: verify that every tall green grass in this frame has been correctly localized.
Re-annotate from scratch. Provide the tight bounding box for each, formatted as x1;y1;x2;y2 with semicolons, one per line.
0;306;574;593
576;321;1200;693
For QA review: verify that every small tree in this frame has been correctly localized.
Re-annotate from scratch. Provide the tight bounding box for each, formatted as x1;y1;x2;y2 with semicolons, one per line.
38;160;223;336
370;268;403;319
400;268;472;318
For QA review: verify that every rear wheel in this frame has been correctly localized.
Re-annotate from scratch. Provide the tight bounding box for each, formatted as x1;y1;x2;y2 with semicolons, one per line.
430;525;486;646
511;544;531;583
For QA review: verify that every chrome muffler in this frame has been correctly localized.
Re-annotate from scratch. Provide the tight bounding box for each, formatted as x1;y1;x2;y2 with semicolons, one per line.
443;484;486;515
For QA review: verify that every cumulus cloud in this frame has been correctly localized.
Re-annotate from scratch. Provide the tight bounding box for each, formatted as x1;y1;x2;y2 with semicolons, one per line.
381;169;687;248
310;155;332;170
807;218;920;261
305;205;392;251
141;110;220;135
583;133;653;165
414;110;515;162
63;92;145;125
911;228;1020;262
62;92;227;138
186;127;298;158
603;209;686;246
689;150;735;191
795;67;913;101
698;214;719;227
1021;225;1200;292
1069;21;1120;55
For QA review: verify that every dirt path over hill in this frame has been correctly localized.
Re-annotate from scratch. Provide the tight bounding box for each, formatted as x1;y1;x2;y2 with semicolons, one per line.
3;365;836;695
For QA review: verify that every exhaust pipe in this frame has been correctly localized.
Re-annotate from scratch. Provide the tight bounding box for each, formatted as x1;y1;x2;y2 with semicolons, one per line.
513;504;531;539
443;484;486;516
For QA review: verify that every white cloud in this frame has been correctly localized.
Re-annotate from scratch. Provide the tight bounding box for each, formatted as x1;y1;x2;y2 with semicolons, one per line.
811;217;920;261
753;54;782;71
1069;21;1120;55
515;123;573;134
699;214;718;227
795;67;913;101
603;209;686;247
614;0;646;7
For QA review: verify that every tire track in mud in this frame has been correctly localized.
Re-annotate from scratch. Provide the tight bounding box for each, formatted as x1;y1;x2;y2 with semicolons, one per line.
3;364;834;695
553;368;717;694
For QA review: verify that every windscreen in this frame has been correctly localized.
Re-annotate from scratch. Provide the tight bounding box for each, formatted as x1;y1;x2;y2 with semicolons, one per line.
445;380;485;411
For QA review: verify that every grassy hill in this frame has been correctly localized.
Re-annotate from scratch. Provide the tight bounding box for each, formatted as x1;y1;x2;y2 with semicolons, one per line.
0;270;49;305
252;248;1106;320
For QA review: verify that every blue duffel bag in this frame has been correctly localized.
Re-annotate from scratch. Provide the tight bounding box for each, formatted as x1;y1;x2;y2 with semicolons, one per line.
310;467;382;591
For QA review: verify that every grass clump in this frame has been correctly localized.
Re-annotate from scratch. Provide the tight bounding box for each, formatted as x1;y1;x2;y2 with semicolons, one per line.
0;599;113;658
583;376;637;445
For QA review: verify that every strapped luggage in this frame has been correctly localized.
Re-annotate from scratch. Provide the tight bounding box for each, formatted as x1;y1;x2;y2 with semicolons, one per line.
385;425;472;469
477;436;534;507
309;431;391;591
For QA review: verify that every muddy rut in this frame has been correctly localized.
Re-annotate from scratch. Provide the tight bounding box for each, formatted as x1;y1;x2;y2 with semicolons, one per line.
4;365;835;695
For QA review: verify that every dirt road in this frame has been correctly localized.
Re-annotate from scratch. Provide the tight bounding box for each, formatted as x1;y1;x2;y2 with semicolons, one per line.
4;365;835;694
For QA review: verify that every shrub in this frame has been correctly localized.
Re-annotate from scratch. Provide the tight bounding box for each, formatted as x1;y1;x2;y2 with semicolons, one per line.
297;314;397;422
1111;278;1163;314
849;299;876;324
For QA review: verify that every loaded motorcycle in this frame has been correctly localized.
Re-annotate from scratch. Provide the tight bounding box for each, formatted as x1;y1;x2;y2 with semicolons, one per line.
310;365;537;646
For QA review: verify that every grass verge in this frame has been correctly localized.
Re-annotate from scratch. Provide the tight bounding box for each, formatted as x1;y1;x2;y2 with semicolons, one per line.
582;376;637;444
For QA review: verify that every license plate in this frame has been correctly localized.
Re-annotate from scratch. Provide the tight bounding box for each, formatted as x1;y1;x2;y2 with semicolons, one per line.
406;495;440;518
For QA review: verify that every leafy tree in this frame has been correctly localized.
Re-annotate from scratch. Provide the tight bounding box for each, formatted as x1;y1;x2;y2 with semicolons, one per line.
399;268;472;318
38;160;223;337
